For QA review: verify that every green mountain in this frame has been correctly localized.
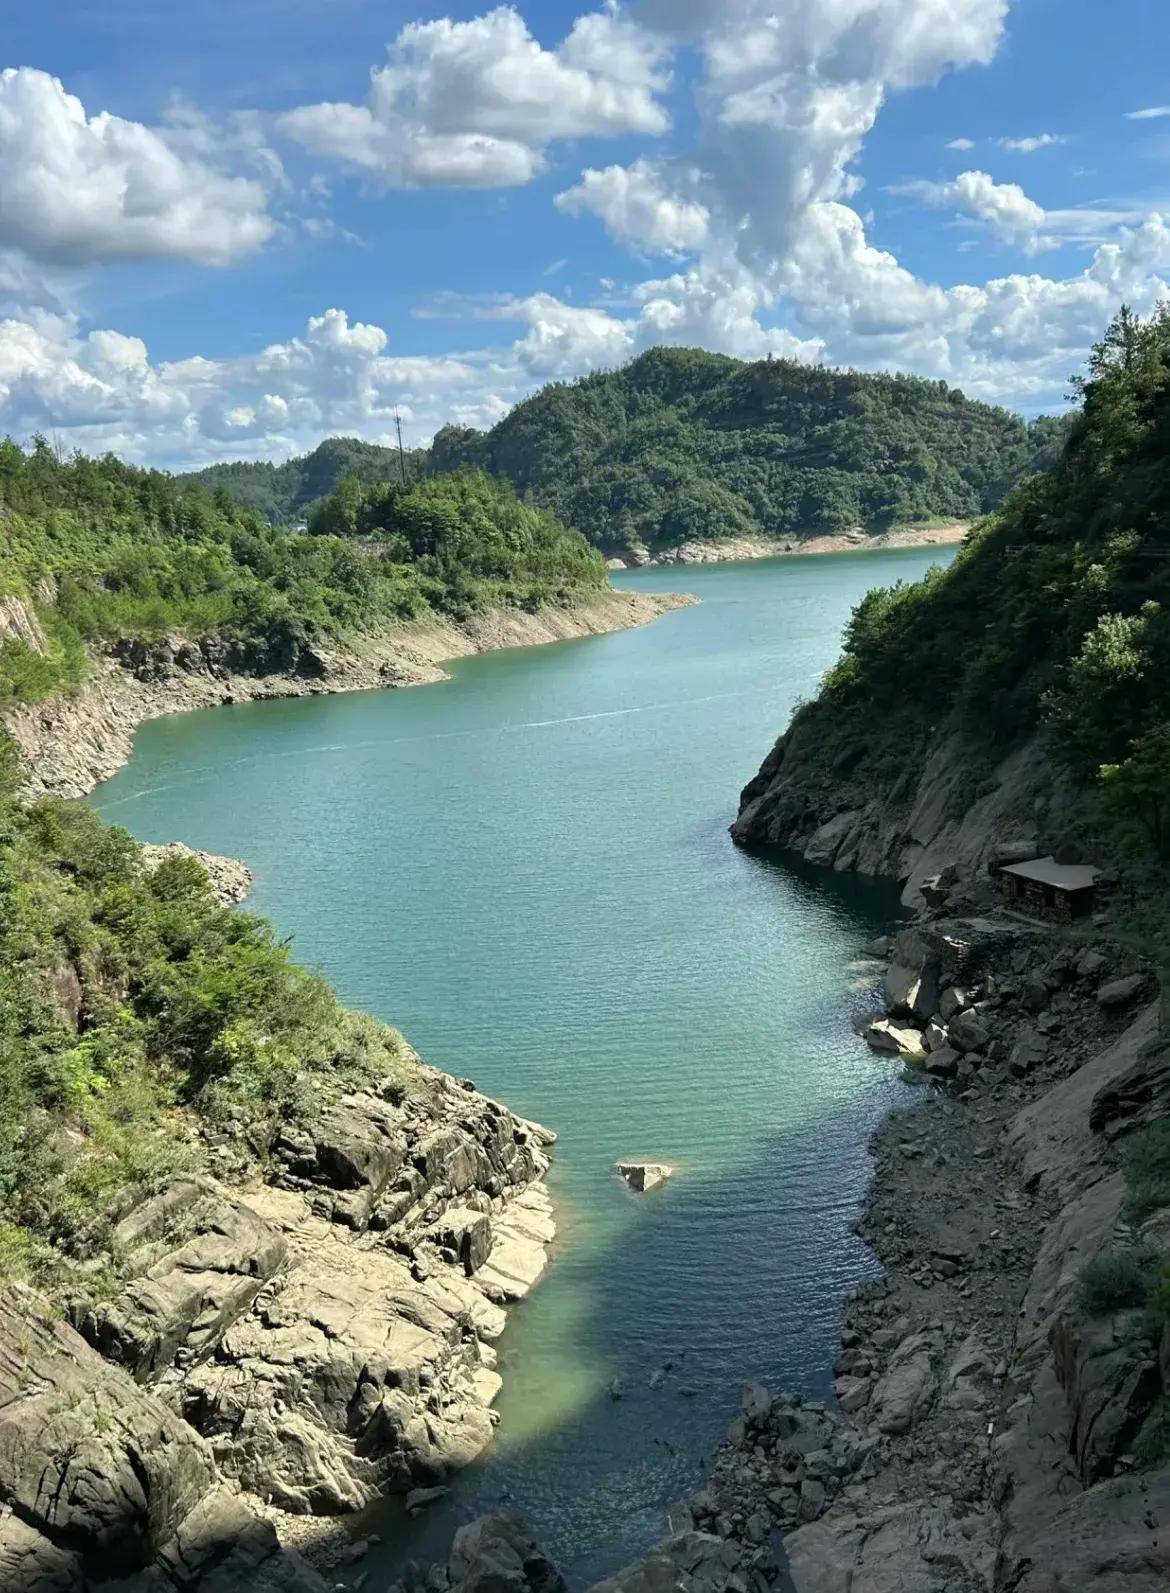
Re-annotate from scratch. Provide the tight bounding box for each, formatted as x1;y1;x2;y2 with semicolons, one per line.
178;350;1068;554
430;347;1066;555
180;435;424;524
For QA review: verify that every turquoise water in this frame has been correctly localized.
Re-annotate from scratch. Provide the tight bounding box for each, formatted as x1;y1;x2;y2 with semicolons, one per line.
92;547;952;1586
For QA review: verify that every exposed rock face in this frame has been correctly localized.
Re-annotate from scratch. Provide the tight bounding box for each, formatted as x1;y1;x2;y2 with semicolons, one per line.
141;842;253;905
0;1285;327;1592
731;719;1076;907
4;590;693;800
1;1066;557;1588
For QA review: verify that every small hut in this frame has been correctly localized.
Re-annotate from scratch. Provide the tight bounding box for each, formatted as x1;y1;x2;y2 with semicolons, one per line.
998;856;1100;921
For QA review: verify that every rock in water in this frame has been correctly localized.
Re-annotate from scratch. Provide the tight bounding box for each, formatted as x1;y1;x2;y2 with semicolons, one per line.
614;1161;674;1193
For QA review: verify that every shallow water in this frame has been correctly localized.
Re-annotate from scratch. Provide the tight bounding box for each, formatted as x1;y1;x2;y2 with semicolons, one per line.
93;546;954;1586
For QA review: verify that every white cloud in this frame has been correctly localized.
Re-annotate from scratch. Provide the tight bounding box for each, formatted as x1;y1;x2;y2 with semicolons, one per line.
280;4;670;187
0;68;275;267
946;137;975;150
1127;106;1170;121
901;168;1054;251
556;159;709;254
997;132;1067;153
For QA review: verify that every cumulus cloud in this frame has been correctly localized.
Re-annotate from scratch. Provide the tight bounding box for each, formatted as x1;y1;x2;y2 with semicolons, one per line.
280;4;670;187
0;68;276;267
1127;106;1170;121
946;137;976;150
900;169;1054;251
556;159;709;254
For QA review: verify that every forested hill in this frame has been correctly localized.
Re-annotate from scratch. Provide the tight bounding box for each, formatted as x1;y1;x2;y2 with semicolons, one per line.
181;436;425;523
733;306;1170;957
178;350;1068;554
431;348;1066;555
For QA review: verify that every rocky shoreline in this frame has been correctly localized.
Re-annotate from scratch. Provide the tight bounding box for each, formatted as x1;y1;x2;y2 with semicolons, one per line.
4;587;692;800
606;522;968;571
0;1042;558;1593
395;869;1169;1593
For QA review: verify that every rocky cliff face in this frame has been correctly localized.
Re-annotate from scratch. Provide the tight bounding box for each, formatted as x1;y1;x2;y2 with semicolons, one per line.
731;717;1086;907
0;1056;556;1592
4;589;692;800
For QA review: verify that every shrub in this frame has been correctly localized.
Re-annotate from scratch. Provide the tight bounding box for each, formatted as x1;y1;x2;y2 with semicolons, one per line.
1131;1396;1170;1470
1076;1248;1155;1316
1123;1118;1170;1225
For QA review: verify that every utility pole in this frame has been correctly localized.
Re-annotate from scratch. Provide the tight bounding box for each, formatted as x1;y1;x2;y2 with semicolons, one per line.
394;408;407;486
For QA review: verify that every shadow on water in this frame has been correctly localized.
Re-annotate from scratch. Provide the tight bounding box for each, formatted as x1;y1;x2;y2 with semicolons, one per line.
338;845;908;1592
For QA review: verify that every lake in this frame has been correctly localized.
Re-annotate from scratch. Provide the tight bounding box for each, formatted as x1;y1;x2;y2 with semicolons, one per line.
93;545;953;1586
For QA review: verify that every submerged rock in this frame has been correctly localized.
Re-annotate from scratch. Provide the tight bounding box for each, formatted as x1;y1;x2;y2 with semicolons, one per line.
614;1161;674;1193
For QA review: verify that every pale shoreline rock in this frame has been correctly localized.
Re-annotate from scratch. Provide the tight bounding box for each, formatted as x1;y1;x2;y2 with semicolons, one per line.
5;588;695;802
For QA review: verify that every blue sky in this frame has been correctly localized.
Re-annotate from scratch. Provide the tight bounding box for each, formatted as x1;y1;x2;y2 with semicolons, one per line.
3;0;1170;465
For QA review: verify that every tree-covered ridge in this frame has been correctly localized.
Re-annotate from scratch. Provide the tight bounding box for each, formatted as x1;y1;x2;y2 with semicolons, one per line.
0;440;605;710
180;436;425;523
431;346;1064;554
787;307;1170;921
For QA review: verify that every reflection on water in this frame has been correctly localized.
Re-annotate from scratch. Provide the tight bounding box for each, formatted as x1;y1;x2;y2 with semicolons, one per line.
93;547;953;1586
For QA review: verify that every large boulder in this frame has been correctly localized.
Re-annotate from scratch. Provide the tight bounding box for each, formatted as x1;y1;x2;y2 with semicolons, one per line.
870;1331;937;1435
883;959;940;1023
865;1020;927;1063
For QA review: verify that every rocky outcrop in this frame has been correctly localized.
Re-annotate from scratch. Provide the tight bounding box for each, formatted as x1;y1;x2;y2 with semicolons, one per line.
1;1062;557;1588
388;1514;564;1593
141;842;253;904
5;589;693;800
0;1285;327;1592
731;718;1085;906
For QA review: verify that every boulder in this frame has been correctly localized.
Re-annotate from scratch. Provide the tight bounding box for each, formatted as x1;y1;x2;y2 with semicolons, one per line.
938;985;969;1022
947;1008;991;1054
448;1515;564;1593
921;1045;960;1079
870;1332;936;1435
865;1019;927;1063
1096;972;1148;1010
614;1162;673;1193
884;959;940;1023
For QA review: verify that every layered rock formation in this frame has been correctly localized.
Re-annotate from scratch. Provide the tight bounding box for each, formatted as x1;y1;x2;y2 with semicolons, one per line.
4;588;692;800
0;1061;556;1591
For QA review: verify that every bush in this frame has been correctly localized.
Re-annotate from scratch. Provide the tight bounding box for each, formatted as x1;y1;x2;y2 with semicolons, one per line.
1076;1248;1155;1316
1131;1395;1170;1470
1123;1118;1170;1225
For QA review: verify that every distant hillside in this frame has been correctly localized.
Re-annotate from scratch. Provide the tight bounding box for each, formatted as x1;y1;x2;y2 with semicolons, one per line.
180;436;425;524
181;352;1072;553
430;348;1068;555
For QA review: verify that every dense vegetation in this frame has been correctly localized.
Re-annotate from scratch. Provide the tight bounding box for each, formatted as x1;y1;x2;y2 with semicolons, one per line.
0;744;413;1290
792;307;1170;884
431;347;1065;554
0;440;605;711
177;349;1068;555
181;436;425;523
